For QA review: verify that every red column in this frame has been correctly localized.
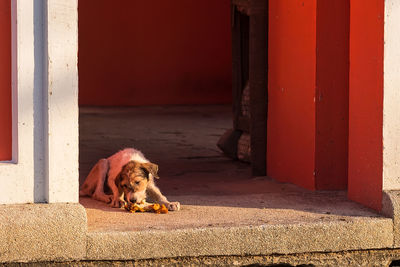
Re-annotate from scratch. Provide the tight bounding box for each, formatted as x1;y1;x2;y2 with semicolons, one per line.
268;0;317;190
348;0;384;211
268;0;349;190
0;0;12;161
315;0;349;190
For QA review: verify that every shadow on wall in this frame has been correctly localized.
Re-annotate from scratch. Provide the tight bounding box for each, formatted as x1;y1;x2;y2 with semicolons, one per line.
78;0;232;106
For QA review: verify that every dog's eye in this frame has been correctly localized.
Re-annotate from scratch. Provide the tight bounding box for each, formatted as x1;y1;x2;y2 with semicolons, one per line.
135;181;140;185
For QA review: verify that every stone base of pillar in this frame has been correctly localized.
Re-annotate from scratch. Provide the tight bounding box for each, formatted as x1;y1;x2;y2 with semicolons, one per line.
0;203;87;263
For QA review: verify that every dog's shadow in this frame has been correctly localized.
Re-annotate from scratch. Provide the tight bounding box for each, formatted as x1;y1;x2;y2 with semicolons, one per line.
80;197;127;213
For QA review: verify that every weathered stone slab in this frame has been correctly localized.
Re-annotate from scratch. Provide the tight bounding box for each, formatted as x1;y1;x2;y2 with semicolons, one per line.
382;190;400;247
0;203;87;263
87;218;393;261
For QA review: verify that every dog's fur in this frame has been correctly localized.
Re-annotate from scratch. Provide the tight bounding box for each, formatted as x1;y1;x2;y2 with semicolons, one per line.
80;148;180;211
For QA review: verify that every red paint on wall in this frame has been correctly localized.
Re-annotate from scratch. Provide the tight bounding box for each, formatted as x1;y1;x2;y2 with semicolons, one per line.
268;0;349;191
315;0;349;190
78;0;232;106
0;0;12;161
348;0;384;211
268;0;317;190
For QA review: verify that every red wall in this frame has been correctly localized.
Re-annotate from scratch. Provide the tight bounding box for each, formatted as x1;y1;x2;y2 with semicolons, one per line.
78;0;232;106
348;0;384;211
268;0;317;190
315;0;349;190
268;0;349;191
0;0;12;161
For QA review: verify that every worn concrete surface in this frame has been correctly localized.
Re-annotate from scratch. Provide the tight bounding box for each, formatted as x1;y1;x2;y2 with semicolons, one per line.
77;105;395;262
79;105;385;229
0;203;87;263
0;106;397;265
5;250;400;267
383;190;400;247
79;105;249;188
81;188;388;232
86;219;392;260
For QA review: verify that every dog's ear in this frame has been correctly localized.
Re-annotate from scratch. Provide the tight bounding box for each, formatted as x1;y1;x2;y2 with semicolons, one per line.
140;162;159;179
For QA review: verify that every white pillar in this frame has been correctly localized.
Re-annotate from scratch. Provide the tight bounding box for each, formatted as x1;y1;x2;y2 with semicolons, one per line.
0;0;35;204
46;0;79;203
383;0;400;190
0;0;79;204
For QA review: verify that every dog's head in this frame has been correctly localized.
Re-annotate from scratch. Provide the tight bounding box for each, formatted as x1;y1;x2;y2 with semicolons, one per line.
117;161;159;194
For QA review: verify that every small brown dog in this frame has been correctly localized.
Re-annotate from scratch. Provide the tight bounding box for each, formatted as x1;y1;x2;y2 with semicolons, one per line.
79;148;180;211
116;161;157;206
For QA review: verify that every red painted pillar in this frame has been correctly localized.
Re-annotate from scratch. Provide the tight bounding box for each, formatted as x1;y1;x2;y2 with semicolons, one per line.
268;0;349;190
315;0;349;190
348;0;384;211
0;0;12;161
268;0;317;190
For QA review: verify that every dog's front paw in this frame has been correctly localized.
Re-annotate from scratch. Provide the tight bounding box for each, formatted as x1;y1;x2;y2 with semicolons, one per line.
110;198;121;208
166;201;180;211
93;193;112;204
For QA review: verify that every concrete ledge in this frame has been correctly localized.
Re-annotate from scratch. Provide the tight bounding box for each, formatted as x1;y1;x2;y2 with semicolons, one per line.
86;218;393;261
0;203;87;263
4;250;400;267
0;193;395;264
382;190;400;247
18;249;400;267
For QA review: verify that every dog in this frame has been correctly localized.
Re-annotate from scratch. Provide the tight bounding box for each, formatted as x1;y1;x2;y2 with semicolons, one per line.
79;148;180;211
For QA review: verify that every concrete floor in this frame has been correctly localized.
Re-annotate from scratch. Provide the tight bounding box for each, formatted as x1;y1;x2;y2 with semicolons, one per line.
79;105;383;232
